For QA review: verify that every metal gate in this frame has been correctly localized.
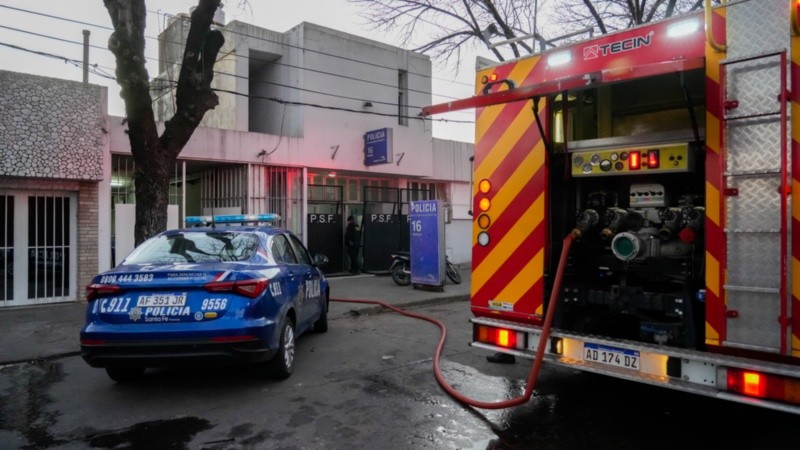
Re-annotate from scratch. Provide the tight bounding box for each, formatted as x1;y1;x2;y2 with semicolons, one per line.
248;165;304;236
361;186;433;273
307;184;344;274
0;191;77;306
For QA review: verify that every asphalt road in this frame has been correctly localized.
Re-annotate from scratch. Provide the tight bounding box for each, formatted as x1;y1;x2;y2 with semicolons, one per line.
0;299;797;450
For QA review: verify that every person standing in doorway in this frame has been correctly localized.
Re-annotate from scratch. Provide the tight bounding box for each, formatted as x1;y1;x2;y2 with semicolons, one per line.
345;215;360;273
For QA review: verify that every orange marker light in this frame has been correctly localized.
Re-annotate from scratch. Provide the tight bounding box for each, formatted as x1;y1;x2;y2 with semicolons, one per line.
490;73;498;82
479;198;491;211
479;179;491;193
477;214;491;229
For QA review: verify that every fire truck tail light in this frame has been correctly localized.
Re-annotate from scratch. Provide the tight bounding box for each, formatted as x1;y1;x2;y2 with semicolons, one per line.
477;231;490;246
722;368;800;406
479;198;491;211
474;324;526;350
629;151;641;170
479;179;491;193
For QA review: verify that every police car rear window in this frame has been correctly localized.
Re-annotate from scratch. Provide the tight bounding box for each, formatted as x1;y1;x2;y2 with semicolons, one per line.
124;231;260;264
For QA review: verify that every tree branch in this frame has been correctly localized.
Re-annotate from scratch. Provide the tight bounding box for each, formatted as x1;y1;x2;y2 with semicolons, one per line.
161;0;224;156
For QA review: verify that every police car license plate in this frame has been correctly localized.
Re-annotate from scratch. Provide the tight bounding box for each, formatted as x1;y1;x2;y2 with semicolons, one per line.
137;293;187;307
583;343;640;370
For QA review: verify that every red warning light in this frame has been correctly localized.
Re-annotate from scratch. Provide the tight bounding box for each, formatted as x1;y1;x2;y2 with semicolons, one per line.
490;73;498;82
647;150;660;168
629;151;641;170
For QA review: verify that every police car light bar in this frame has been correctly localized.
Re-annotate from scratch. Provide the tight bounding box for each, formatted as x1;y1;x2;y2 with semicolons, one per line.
185;213;281;226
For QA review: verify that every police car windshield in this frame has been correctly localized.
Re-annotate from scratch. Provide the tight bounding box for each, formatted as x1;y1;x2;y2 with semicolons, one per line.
124;231;259;264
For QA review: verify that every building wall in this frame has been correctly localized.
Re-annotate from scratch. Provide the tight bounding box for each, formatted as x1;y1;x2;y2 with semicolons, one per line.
0;70;106;181
153;21;436;178
0;70;108;304
146;18;475;265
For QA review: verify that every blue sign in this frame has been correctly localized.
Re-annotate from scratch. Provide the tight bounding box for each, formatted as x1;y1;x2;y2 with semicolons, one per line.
409;200;444;286
364;128;393;166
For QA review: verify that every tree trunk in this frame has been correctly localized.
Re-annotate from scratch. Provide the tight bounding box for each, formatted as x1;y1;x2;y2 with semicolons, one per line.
105;0;223;246
133;157;174;245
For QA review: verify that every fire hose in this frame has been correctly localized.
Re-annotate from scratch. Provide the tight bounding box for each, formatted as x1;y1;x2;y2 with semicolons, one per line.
331;234;574;410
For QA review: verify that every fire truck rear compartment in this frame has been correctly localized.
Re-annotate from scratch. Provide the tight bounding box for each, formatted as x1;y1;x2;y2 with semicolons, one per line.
548;69;706;350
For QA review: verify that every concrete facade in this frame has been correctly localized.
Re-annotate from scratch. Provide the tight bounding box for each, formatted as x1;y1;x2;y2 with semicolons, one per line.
0;70;109;306
145;16;474;265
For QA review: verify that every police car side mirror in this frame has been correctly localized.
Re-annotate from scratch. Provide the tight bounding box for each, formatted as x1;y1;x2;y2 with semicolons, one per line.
313;254;329;266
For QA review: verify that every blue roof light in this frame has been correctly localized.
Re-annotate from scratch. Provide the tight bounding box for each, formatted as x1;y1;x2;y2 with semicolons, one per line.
185;213;281;226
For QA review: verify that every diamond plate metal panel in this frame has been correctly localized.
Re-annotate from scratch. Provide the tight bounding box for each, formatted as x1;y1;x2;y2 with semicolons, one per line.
726;176;781;230
726;290;780;351
727;0;788;61
727;233;781;288
726;61;782;118
726;120;781;172
726;0;788;118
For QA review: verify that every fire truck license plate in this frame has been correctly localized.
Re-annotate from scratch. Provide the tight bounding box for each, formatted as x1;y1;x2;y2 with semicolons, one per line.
583;343;640;370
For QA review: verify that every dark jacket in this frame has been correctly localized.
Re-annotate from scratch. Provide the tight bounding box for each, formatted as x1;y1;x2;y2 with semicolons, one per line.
345;222;359;247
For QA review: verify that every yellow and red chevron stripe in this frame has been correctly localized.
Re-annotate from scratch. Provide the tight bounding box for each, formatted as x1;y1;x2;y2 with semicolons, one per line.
471;56;549;323
704;6;727;347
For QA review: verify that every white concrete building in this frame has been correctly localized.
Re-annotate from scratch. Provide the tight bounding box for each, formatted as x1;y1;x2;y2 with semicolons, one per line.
107;15;473;274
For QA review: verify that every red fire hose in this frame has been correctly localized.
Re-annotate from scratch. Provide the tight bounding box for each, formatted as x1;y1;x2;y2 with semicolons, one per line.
331;234;574;410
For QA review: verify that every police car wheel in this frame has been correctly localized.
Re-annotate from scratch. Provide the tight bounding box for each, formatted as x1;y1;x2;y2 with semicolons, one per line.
266;318;295;380
105;366;145;383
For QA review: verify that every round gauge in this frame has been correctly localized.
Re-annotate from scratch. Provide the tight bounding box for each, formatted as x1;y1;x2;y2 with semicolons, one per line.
600;160;612;172
610;153;619;161
590;154;601;165
582;162;593;173
573;155;584;167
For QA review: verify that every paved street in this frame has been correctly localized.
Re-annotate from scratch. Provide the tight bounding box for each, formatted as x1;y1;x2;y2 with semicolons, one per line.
1;296;798;449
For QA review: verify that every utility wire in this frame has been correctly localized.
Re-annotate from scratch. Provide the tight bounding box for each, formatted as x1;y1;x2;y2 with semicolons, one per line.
0;3;474;90
0;22;473;116
2;40;475;125
0;22;472;114
0;41;116;80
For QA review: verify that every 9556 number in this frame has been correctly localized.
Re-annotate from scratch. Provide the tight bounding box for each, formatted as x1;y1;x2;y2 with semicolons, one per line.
201;298;228;310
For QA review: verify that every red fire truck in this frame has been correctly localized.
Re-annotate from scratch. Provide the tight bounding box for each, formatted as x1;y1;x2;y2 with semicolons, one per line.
423;0;799;414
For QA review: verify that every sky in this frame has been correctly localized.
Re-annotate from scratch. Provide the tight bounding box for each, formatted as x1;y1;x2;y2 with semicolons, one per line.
0;0;483;143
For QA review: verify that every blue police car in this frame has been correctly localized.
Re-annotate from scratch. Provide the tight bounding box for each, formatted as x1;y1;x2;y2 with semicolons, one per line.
80;214;330;382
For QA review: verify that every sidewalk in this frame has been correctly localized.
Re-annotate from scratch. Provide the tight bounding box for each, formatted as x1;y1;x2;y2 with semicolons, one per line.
0;269;470;365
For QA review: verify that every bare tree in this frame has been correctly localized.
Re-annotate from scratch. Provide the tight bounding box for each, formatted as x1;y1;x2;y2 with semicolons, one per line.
350;0;708;65
553;0;706;36
104;0;224;245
